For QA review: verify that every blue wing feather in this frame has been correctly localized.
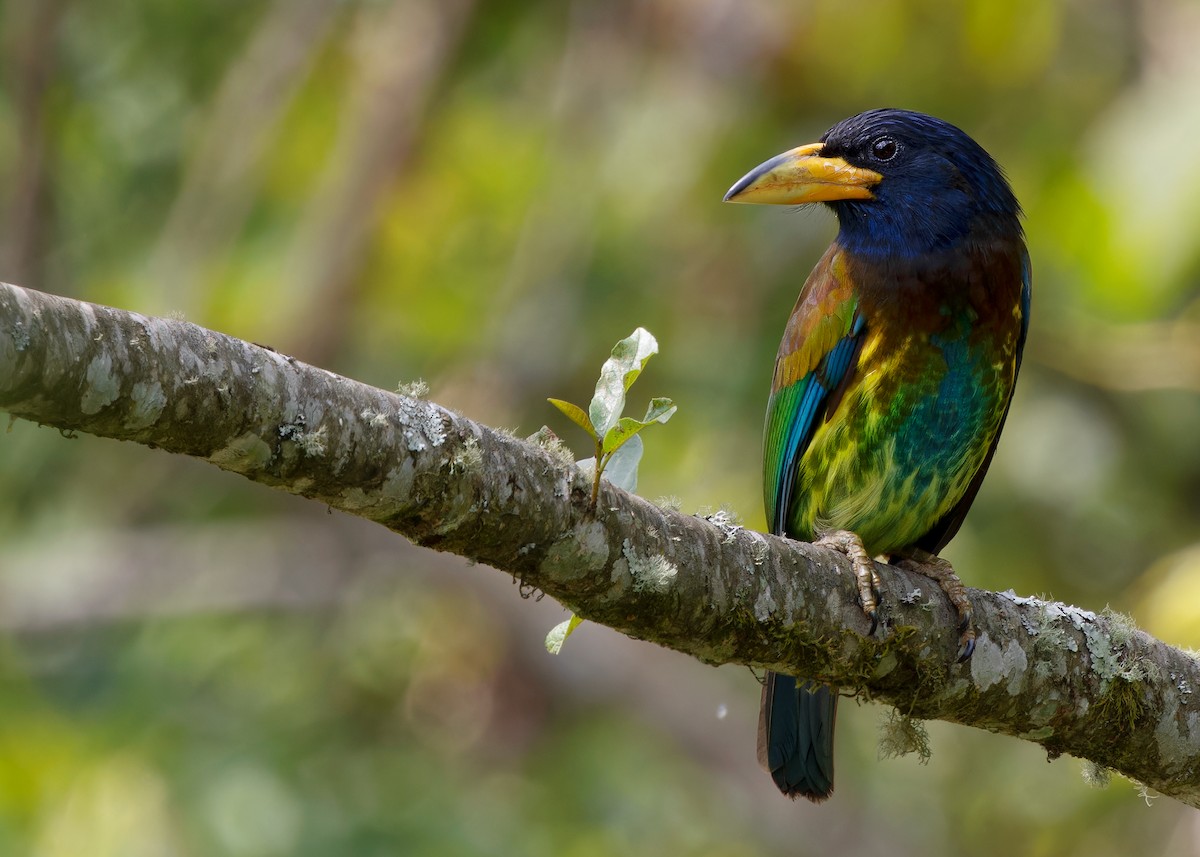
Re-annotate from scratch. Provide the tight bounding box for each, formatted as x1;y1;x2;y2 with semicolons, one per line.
766;314;865;535
771;379;825;534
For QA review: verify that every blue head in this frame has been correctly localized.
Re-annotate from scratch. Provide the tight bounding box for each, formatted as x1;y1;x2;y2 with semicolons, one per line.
725;109;1022;260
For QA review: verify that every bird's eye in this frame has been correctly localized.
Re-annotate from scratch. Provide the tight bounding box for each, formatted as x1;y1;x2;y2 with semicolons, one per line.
870;137;898;161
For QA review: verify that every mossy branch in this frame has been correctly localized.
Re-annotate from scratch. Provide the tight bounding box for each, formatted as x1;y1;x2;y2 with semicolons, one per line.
2;280;1200;806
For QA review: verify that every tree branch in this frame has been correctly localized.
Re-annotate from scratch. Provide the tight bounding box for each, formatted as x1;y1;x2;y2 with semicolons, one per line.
2;280;1199;806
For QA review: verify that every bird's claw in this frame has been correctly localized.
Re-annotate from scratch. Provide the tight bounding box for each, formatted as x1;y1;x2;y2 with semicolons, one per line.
816;530;883;636
957;634;975;663
895;548;975;662
954;607;976;662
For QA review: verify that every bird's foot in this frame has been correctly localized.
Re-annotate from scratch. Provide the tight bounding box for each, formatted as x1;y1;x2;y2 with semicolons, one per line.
815;530;882;635
894;547;975;662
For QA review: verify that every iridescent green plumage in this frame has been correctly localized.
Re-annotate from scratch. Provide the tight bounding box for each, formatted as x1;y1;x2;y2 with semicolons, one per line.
728;109;1030;801
765;240;1028;557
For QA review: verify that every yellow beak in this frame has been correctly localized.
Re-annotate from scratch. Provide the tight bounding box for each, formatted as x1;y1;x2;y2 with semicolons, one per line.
723;142;881;205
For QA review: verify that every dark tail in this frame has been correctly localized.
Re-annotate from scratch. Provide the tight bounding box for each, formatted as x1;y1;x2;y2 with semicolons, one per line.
757;671;837;801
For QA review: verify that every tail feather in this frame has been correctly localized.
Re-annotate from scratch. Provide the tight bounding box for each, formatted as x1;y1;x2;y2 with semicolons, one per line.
757;671;837;801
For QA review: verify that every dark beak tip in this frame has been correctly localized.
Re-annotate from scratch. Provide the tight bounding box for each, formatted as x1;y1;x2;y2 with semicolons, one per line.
723;176;752;203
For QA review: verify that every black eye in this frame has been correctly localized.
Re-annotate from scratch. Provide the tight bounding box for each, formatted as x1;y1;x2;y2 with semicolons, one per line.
870;136;898;161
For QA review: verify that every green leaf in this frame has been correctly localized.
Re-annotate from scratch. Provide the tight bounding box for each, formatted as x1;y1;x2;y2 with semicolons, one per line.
641;396;676;424
600;398;676;456
545;614;584;655
601;417;642;458
547;397;596;438
600;434;643;492
588;328;659;440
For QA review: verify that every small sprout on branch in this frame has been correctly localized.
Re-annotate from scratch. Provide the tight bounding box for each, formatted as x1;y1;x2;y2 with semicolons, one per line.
548;327;676;506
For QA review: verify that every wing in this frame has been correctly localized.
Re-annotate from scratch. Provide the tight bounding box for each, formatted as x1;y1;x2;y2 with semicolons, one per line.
764;246;866;536
917;246;1032;553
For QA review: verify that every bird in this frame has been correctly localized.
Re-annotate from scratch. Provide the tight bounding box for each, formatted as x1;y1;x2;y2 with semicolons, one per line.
723;109;1030;801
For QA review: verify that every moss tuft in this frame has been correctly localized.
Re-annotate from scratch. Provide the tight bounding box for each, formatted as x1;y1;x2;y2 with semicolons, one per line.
396;378;430;399
526;426;576;467
878;709;931;764
1081;760;1112;789
449;437;483;474
1094;674;1148;731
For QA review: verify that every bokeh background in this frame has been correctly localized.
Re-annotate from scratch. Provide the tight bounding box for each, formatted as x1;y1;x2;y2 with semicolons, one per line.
3;0;1200;854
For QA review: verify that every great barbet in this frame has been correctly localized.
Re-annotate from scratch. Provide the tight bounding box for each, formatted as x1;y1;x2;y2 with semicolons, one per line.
725;109;1029;801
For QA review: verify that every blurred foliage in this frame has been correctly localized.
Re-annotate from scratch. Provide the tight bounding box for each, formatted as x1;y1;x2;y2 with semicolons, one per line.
3;0;1200;853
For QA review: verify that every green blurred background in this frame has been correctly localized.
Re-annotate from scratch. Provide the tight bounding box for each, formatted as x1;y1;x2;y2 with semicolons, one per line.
3;0;1200;853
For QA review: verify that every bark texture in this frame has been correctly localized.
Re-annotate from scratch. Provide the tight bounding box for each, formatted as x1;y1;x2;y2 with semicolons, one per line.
2;280;1199;806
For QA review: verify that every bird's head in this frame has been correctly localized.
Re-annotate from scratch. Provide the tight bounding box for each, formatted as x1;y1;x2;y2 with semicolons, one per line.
725;109;1021;259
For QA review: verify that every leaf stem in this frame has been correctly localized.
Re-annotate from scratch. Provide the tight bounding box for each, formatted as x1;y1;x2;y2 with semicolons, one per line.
590;438;604;506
